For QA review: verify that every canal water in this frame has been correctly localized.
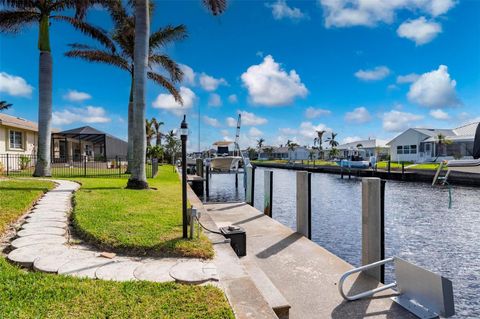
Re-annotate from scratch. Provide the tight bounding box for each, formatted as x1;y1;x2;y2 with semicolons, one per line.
205;167;480;318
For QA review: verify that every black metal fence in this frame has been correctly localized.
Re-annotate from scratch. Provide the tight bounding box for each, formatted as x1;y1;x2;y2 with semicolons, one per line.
0;154;157;178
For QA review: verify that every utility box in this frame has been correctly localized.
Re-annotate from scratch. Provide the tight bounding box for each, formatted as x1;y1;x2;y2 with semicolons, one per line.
220;226;246;257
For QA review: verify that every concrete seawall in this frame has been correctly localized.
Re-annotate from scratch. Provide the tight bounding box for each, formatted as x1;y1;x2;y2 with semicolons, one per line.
253;162;480;187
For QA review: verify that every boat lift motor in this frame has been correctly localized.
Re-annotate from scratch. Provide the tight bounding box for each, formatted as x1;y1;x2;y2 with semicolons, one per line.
338;257;455;319
220;225;246;257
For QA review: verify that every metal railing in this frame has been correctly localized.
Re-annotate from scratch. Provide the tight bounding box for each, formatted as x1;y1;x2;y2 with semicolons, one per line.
0;154;157;178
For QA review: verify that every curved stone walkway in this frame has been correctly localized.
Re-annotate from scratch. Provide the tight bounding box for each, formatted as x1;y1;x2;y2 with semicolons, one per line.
7;180;218;284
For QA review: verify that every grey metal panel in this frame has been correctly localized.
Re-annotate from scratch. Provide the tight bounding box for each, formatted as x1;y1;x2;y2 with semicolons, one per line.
105;135;127;158
394;257;455;318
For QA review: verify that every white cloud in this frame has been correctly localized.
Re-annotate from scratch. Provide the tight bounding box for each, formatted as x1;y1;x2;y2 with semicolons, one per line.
239;110;268;126
407;65;460;108
203;115;221;127
199;73;228;91
279;127;298;135
0;72;33;97
382;110;424;132
220;129;230;136
319;0;456;28
397;17;442;45
344;107;372;124
249;127;263;137
304;107;331;119
179;64;195;86
299;122;332;139
265;0;307;21
354;66;390;81
241;55;308;106
396;73;420;84
228;94;238;103
430;109;450;120
208;93;222;107
226;117;237;127
63;89;91;102
342;136;363;144
152;86;197;116
52;106;110;125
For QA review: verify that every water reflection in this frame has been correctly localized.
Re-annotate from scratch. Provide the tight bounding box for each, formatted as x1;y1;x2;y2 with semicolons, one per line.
205;167;480;318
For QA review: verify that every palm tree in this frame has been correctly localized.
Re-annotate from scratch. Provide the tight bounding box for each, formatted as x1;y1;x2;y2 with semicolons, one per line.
326;132;339;148
434;133;452;161
263;147;274;160
0;101;12;111
64;2;186;178
313;130;326;149
151;118;164;146
288;142;298;160
256;138;265;150
0;0;111;177
145;119;155;147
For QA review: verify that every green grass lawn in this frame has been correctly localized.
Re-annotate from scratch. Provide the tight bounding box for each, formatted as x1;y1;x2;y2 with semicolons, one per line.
72;165;213;258
0;179;54;234
0;178;233;319
254;159;338;166
376;161;440;170
0;258;233;319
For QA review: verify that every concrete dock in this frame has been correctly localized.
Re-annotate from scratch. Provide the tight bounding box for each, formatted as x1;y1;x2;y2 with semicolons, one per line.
204;202;416;319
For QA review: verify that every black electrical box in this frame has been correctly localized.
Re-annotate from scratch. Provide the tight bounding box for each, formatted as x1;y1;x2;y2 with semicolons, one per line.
220;226;246;257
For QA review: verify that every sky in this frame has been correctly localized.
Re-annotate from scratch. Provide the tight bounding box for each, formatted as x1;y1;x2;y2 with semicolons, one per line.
1;0;479;151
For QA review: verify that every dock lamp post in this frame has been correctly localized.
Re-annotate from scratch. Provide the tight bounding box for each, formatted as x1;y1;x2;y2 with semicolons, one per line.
180;115;189;239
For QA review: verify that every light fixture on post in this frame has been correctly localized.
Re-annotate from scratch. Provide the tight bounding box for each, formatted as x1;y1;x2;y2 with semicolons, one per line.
180;115;188;239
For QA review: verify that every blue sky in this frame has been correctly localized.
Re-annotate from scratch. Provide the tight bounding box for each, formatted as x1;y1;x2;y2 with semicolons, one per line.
1;0;479;151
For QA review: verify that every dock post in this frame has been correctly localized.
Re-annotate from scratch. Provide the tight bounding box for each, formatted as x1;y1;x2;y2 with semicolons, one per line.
296;171;312;239
380;179;386;283
348;168;351;179
401;162;405;180
387;160;391;176
196;158;203;177
264;170;273;217
245;165;255;206
205;165;210;199
341;166;344;179
235;172;238;188
361;177;383;282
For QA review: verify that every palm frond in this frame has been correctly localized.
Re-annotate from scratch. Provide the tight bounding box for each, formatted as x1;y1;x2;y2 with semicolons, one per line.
0;10;39;33
149;24;187;51
0;100;13;111
203;0;227;15
0;1;36;8
65;49;130;72
147;71;183;105
51;15;115;52
149;54;183;83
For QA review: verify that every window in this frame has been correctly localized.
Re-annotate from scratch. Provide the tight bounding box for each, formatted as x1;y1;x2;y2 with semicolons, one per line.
9;130;23;149
403;145;410;154
397;146;403;154
410;145;417;154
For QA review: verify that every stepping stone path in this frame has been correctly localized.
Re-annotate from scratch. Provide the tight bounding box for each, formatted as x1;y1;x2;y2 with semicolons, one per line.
7;180;218;284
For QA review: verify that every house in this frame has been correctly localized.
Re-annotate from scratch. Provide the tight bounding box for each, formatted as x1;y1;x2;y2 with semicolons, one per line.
387;122;479;163
335;138;389;160
0;113;44;156
258;145;311;160
1;113;127;170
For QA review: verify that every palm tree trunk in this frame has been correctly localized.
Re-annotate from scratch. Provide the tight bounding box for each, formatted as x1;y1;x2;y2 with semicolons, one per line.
127;0;149;189
126;79;134;173
34;16;52;177
156;131;161;146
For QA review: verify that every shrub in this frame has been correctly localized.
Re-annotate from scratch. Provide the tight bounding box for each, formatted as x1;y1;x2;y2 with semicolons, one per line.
18;155;31;170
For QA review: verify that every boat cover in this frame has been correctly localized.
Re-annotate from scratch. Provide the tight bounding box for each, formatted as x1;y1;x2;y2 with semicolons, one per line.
474;123;480;159
447;158;480;167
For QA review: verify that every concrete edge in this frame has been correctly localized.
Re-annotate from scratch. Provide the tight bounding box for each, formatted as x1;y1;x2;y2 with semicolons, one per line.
186;185;278;319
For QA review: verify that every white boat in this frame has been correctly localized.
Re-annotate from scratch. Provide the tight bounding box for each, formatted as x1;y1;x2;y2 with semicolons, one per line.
210;141;242;172
337;148;372;169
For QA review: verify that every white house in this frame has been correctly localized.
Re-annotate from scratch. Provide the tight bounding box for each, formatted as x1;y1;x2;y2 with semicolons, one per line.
387;122;479;163
336;138;388;159
258;145;311;160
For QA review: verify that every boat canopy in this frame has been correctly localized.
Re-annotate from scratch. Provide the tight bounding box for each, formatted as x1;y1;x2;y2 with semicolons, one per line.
474;123;480;159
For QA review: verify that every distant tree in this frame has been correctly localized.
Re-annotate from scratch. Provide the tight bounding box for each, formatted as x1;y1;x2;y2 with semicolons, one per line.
263;147;274;160
356;143;363;148
152;118;164;146
314;130;326;150
329;148;340;158
164;130;180;164
256;138;265;150
146;145;163;160
434;133;452;161
326;132;339;148
309;149;316;160
145;119;155;147
246;147;257;160
0;101;12;111
287;142;299;160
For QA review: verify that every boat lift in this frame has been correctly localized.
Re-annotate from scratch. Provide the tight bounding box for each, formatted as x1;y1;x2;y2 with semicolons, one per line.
339;257;455;319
